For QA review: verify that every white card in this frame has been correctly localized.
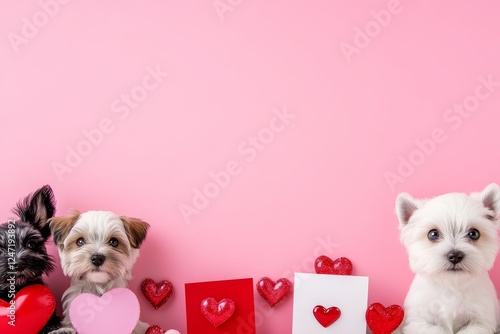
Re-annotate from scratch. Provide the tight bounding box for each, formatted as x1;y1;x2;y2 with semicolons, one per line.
292;273;369;333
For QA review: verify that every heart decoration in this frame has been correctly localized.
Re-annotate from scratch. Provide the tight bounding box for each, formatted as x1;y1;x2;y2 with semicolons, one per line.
313;305;341;327
201;297;235;327
366;302;404;334
69;287;140;334
146;325;165;334
145;325;180;334
256;277;293;307
314;255;353;275
141;278;174;310
0;284;56;334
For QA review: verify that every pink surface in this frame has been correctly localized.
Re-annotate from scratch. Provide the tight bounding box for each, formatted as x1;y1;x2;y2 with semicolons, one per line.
1;0;500;333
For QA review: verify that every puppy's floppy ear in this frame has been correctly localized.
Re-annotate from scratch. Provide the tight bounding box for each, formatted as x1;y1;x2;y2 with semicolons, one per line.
480;183;500;220
120;216;150;249
395;193;420;227
49;210;80;249
13;185;56;239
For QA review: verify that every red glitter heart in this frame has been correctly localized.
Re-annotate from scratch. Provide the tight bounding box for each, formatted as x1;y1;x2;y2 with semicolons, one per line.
314;255;353;275
256;277;293;307
145;325;166;334
313;305;341;328
201;298;235;327
366;303;404;334
141;278;174;310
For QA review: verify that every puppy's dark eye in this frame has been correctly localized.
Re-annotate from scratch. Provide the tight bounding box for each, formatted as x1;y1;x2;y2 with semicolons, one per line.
428;229;440;241
26;240;37;249
468;228;480;240
76;238;85;247
109;238;119;247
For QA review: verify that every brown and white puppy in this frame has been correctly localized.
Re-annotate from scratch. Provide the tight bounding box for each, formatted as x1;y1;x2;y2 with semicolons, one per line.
47;210;149;334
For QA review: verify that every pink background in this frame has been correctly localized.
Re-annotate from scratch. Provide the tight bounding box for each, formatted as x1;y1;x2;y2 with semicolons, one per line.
1;0;500;333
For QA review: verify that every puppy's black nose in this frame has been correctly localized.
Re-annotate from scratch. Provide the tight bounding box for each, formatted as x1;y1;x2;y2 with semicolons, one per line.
91;254;106;267
447;250;464;264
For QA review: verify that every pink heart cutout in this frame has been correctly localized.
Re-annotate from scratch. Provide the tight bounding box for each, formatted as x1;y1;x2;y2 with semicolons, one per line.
69;287;140;334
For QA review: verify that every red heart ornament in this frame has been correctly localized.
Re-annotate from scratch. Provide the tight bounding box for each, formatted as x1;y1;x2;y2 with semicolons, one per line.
256;277;293;307
313;305;341;328
146;326;180;334
201;298;235;327
0;284;56;334
141;278;174;310
366;302;404;334
314;255;353;275
146;325;166;334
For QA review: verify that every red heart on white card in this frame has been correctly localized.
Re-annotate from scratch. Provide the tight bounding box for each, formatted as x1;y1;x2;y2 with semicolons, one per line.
313;305;341;327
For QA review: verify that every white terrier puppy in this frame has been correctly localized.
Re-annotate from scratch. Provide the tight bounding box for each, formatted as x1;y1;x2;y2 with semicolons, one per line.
395;184;500;334
47;210;150;334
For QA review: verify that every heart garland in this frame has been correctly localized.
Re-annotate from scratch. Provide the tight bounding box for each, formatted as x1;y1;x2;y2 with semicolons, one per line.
201;297;236;327
314;255;353;275
313;305;341;327
256;277;293;307
141;278;174;310
366;302;404;334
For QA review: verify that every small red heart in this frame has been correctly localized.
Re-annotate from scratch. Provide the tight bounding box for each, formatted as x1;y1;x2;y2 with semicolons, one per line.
314;255;353;275
313;305;341;327
201;298;235;327
141;278;174;310
0;284;56;334
366;302;404;334
146;325;166;334
256;277;293;307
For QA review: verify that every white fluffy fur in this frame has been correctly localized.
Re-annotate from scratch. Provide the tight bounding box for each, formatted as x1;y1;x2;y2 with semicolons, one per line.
48;211;149;334
396;184;500;334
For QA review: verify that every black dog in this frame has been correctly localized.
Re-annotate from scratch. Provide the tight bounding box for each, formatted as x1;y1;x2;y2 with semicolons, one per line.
0;185;61;333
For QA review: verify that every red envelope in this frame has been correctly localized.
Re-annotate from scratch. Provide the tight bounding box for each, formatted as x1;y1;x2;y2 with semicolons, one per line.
185;278;256;334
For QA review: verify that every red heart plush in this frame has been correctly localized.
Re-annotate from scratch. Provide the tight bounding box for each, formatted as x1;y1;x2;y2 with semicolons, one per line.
366;303;404;334
0;284;56;334
314;255;353;275
201;298;235;327
141;278;174;310
313;305;341;327
256;277;293;307
146;325;166;334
